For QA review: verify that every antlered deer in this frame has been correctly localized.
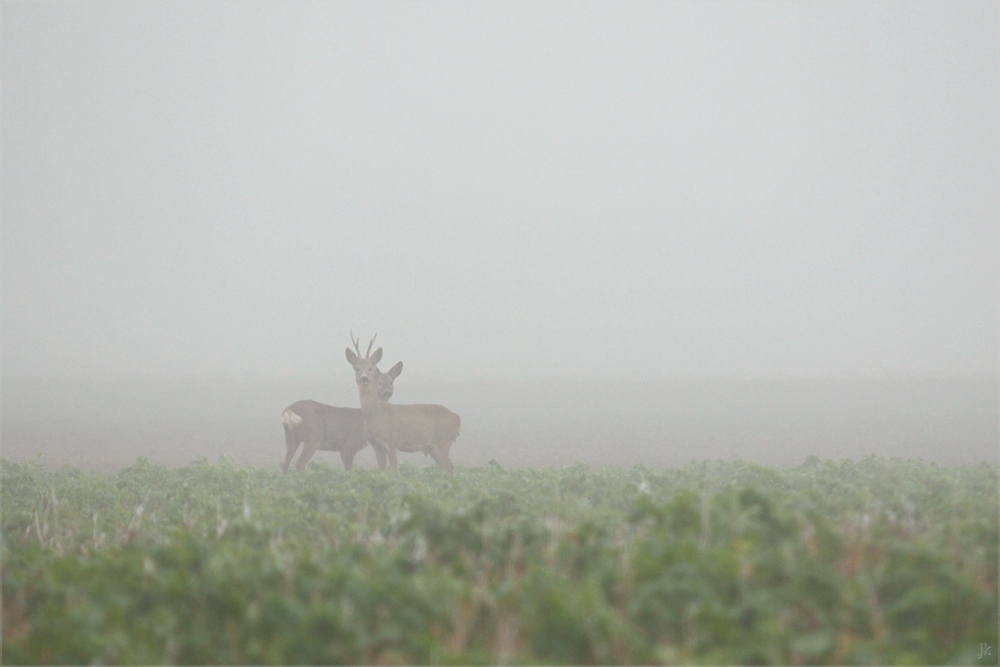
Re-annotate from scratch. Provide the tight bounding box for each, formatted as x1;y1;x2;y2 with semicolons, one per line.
345;332;460;474
281;334;400;473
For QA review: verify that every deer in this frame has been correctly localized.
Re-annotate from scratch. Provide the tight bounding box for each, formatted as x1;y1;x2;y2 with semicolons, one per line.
345;332;461;474
281;333;401;473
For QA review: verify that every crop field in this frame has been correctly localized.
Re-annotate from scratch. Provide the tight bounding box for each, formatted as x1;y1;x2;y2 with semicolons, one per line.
2;455;996;664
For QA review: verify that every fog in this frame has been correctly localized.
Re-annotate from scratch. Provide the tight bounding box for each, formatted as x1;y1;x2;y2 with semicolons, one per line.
2;3;997;470
1;377;995;471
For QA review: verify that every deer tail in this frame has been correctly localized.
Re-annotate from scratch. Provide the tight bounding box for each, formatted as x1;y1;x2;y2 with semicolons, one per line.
282;409;303;431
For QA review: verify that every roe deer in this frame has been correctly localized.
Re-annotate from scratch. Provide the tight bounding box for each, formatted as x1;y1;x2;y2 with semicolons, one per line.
281;334;398;473
345;332;461;474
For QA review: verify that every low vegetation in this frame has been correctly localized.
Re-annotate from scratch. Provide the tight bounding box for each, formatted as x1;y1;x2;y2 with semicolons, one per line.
2;455;996;664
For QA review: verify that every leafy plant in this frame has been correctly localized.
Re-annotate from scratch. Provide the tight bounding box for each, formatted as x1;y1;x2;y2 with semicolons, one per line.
2;455;995;664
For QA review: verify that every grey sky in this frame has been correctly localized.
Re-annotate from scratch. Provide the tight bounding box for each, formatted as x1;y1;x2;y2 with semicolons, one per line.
2;1;997;383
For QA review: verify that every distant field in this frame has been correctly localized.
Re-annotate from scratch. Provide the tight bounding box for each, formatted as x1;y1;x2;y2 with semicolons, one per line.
2;378;996;472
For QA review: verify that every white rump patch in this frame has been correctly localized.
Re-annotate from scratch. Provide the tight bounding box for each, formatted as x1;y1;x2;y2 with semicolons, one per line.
282;410;303;428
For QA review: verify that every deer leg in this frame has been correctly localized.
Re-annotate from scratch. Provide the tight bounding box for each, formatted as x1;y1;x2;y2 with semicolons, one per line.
296;438;320;471
340;448;356;471
283;428;300;474
371;442;388;471
428;442;454;475
387;447;399;472
340;433;363;471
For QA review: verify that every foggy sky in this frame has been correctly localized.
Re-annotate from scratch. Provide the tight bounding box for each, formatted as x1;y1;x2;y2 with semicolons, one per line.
2;1;997;384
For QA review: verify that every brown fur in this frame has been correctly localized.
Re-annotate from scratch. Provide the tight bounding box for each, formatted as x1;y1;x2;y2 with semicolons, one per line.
346;340;460;474
281;371;395;473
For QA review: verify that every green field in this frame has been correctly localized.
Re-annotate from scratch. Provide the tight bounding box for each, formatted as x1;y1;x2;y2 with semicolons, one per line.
2;456;996;664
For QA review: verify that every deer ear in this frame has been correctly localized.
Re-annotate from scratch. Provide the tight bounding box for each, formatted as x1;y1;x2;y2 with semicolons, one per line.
388;361;403;379
345;348;358;365
370;347;383;364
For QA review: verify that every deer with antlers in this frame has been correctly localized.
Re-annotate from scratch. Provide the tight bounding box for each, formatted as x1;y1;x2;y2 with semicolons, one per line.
281;332;400;473
346;332;460;474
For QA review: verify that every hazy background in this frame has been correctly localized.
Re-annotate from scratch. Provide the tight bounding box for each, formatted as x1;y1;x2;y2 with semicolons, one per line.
2;2;997;470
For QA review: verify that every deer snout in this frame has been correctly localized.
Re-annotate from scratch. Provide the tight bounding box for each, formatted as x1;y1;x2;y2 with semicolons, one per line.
359;375;370;387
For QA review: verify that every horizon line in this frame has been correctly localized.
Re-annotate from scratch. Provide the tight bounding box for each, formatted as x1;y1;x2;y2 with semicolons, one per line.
3;373;997;384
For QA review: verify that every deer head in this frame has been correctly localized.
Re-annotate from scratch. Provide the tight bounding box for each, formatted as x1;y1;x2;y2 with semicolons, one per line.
345;330;402;401
376;367;399;401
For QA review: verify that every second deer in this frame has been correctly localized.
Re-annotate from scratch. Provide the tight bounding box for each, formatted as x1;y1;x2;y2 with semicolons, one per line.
345;332;461;474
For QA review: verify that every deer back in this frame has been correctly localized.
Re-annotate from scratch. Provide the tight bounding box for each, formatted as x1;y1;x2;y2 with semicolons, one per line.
364;401;460;451
283;400;363;449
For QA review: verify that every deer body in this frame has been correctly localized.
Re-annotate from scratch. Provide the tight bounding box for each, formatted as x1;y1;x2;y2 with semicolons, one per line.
346;333;460;474
359;397;461;473
282;401;386;473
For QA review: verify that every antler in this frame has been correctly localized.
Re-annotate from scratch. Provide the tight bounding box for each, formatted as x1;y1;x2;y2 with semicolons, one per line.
365;333;378;358
350;329;362;357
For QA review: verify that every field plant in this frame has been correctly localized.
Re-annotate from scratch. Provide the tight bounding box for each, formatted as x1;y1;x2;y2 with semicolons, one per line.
2;455;996;664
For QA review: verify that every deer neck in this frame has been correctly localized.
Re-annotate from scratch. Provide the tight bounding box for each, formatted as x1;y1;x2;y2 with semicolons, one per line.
358;383;389;418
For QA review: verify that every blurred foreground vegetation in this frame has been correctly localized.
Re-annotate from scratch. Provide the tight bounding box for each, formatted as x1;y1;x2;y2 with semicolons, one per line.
2;455;996;664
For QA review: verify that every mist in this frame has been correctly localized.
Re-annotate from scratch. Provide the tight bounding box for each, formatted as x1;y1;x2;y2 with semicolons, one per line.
2;2;997;470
